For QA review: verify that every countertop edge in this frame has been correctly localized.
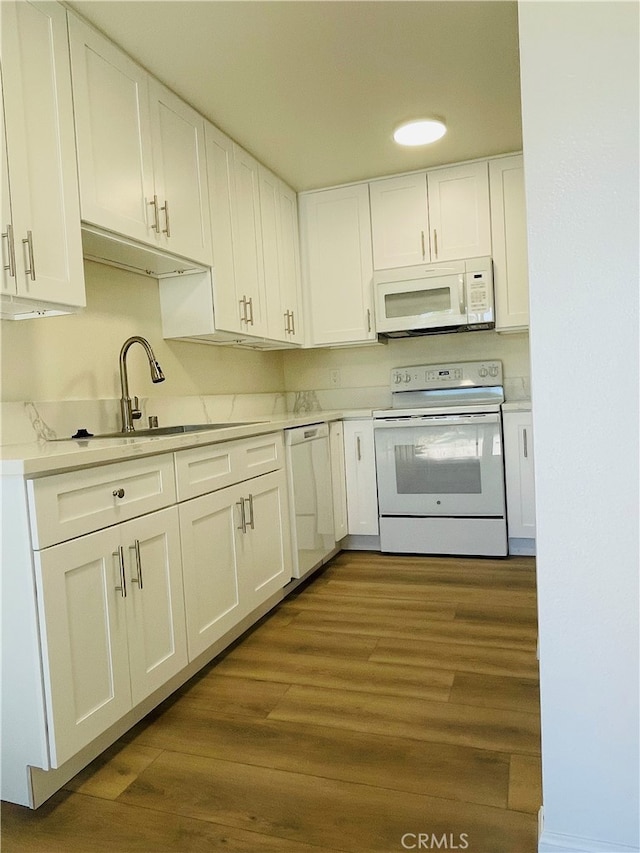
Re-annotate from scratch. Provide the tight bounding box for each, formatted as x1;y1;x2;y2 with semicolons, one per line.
1;410;374;477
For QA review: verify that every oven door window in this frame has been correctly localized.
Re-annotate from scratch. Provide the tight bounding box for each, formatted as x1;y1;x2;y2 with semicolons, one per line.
374;419;505;517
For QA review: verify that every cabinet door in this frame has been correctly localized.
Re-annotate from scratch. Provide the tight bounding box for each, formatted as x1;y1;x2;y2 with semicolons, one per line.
258;166;287;341
34;527;132;768
330;422;348;541
179;485;244;659
490;155;530;331
427;161;491;262
239;470;292;609
149;79;212;266
503;411;536;539
369;173;430;269
204;122;242;333
299;184;375;346
258;167;304;345
231;144;267;336
121;507;188;704
1;74;16;298
67;12;155;245
343;420;379;536
277;181;303;344
1;1;84;308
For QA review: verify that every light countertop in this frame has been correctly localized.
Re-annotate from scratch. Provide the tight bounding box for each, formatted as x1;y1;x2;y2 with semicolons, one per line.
1;410;374;478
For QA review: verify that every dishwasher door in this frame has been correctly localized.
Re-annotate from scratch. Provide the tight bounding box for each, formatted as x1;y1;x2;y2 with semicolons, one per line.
285;424;336;578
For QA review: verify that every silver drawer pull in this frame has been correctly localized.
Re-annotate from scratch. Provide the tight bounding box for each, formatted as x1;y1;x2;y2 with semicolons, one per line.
130;539;143;589
2;224;16;277
523;428;529;459
113;546;127;597
149;195;161;233
113;488;125;499
160;199;171;237
245;494;255;530
22;231;36;280
236;499;247;533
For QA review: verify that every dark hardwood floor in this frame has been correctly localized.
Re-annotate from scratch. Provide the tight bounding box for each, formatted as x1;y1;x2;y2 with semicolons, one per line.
2;551;541;852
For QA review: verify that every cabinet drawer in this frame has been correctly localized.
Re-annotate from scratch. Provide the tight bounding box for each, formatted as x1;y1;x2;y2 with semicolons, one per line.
28;455;176;549
235;432;283;482
175;432;284;501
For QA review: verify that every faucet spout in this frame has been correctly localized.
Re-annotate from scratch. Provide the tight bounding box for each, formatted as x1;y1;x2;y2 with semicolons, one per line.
119;336;165;433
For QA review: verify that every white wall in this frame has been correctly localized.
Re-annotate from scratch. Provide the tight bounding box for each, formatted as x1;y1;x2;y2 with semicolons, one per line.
518;3;639;851
0;261;285;402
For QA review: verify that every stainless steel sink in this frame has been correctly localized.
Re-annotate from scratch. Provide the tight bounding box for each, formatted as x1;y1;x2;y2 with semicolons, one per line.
54;422;262;441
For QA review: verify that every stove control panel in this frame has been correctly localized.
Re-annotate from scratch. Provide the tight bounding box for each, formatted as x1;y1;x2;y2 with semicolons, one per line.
390;360;503;391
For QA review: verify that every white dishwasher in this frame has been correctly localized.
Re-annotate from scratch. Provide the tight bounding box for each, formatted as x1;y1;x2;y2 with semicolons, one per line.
285;423;337;579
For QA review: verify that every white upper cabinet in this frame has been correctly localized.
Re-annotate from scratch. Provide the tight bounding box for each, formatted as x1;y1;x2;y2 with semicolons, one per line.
67;12;212;267
299;183;376;346
1;1;85;316
490;155;530;331
259;166;303;344
67;13;153;244
369;161;491;270
230;144;267;336
147;80;211;265
369;173;430;269
426;161;491;262
160;123;303;347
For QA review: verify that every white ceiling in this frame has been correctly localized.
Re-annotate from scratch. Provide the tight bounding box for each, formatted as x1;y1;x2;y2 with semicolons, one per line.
66;1;523;192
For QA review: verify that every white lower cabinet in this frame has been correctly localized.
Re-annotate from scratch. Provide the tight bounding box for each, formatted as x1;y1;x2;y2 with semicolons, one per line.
179;469;291;659
34;505;187;767
503;410;536;550
2;431;294;807
342;419;379;536
330;421;348;541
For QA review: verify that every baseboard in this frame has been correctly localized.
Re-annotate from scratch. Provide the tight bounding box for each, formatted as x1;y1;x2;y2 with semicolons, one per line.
508;537;536;555
539;828;639;852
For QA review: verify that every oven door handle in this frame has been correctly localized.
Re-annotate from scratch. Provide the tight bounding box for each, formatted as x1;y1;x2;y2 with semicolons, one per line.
374;413;501;428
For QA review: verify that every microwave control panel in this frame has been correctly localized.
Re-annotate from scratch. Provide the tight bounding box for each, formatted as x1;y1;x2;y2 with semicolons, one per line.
390;360;503;390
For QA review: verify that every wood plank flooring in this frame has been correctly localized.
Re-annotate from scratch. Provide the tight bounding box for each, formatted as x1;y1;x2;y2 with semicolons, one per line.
2;551;541;853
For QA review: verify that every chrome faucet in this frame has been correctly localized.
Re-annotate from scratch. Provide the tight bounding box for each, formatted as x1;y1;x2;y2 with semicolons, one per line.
119;336;165;432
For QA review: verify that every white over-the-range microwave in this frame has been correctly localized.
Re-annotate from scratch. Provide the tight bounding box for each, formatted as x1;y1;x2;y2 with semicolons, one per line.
373;257;495;337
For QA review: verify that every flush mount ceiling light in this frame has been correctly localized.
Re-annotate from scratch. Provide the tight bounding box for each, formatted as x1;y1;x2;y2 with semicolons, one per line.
393;118;447;147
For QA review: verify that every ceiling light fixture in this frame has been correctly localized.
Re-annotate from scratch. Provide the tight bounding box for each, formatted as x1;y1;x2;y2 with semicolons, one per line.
393;118;447;147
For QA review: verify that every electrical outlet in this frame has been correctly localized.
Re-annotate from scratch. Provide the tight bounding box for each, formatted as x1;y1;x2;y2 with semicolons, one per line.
330;369;341;387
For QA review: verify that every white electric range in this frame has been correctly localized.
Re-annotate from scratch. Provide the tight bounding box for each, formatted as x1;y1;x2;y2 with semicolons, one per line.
373;360;507;557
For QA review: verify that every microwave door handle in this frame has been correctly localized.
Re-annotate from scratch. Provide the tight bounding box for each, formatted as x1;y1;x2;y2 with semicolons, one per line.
458;274;466;315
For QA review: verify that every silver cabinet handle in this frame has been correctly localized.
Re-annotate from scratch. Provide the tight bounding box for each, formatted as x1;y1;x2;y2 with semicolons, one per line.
113;546;127;597
247;297;254;325
420;230;426;260
130;539;143;589
160;199;171;237
245;494;255;530
236;499;247;533
284;311;290;334
22;231;36;280
113;488;125;499
366;308;372;333
523;428;529;459
2;223;16;277
149;195;161;233
356;435;362;461
239;296;248;323
290;310;295;335
433;229;438;259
